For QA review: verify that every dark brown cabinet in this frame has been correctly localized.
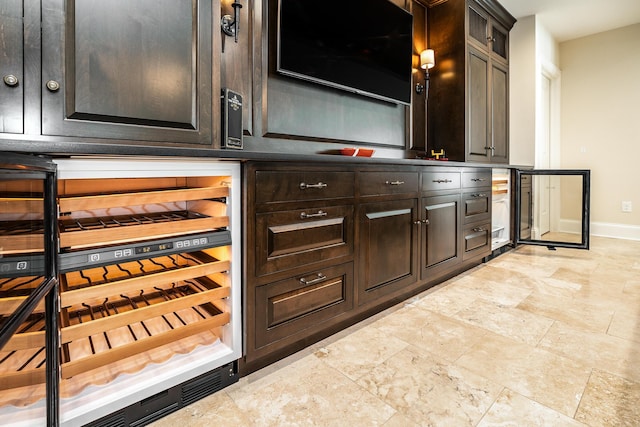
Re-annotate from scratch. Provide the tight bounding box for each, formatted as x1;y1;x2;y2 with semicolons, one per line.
243;162;492;375
428;0;515;163
1;0;214;146
461;168;492;258
0;0;24;134
244;163;356;372
421;193;461;277
41;0;213;145
357;198;419;305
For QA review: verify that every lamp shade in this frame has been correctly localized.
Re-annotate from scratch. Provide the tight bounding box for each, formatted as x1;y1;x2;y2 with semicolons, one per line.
420;49;435;70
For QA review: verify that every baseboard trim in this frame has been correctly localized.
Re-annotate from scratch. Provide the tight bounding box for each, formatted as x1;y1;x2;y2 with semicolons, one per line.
590;221;640;241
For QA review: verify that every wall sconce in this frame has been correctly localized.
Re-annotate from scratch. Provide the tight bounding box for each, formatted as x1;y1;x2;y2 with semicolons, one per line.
415;49;435;97
221;0;243;43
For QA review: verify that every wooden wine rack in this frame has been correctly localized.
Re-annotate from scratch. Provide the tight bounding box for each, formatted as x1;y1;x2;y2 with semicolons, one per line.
0;175;235;409
1;180;45;255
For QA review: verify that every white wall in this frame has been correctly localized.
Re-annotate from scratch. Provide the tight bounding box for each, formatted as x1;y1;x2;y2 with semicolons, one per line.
560;23;640;239
509;16;560;167
508;16;536;166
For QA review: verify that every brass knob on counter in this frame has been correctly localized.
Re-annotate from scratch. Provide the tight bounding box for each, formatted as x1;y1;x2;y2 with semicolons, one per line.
3;75;19;87
46;80;61;92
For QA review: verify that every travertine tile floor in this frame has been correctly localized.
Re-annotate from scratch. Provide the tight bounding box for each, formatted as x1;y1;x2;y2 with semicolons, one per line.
151;236;640;426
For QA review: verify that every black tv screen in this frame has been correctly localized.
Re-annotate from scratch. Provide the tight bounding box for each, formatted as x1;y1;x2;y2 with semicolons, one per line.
277;0;413;105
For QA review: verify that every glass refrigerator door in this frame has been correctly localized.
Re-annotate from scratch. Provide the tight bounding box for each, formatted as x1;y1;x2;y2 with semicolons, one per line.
515;169;590;250
0;153;59;426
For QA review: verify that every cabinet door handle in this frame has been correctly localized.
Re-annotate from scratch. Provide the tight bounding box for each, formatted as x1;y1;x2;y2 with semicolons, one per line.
385;180;405;186
299;182;327;190
471;178;486;182
3;74;19;87
472;227;486;233
471;193;487;198
422;219;430;225
432;179;452;183
300;210;327;219
299;273;328;286
46;80;61;92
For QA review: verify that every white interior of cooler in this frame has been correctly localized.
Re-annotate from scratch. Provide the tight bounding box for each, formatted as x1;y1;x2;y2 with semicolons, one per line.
0;158;242;426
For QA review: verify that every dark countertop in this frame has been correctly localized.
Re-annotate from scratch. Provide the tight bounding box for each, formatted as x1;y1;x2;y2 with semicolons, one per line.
0;136;527;169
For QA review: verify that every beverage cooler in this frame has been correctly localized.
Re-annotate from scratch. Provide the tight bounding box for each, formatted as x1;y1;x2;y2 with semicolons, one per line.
1;156;242;426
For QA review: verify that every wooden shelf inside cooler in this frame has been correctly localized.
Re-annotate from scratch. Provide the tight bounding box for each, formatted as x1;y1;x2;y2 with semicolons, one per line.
492;189;508;195
0;275;47;316
58;186;229;212
58;211;229;249
0;197;43;214
0;220;44;254
0;309;47;396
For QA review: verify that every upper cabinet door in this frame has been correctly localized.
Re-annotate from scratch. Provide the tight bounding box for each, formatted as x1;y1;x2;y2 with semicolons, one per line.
41;0;212;145
0;0;24;134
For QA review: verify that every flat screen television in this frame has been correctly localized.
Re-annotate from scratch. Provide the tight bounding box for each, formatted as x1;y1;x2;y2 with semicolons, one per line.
276;0;414;105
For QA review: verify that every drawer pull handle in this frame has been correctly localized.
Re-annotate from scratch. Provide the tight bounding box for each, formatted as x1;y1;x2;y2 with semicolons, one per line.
472;227;486;233
300;210;327;219
300;182;327;190
471;193;487;198
299;273;328;286
433;179;453;184
471;178;487;182
386;180;405;186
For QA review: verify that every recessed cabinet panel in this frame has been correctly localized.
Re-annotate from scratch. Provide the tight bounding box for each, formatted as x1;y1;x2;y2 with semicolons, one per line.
463;191;490;223
255;205;353;276
463;222;491;259
421;194;461;277
491;64;509;163
0;0;24;134
358;199;418;305
468;49;489;160
254;263;353;349
73;1;193;125
41;0;212;144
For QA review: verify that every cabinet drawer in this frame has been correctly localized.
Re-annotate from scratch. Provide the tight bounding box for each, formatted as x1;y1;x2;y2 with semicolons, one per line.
254;263;354;348
422;171;461;192
255;171;355;204
463;222;491;260
358;171;418;197
255;205;354;276
462;170;491;188
463;190;491;223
